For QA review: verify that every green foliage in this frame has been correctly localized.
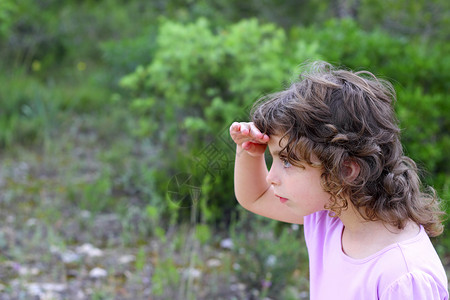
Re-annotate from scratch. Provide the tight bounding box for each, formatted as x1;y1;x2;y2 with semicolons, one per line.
0;70;55;149
194;224;211;245
67;169;115;214
231;211;309;297
357;0;450;39
0;0;67;67
397;89;449;174
0;0;17;38
0;0;159;71
135;246;146;272
100;28;157;76
120;18;321;221
151;256;180;296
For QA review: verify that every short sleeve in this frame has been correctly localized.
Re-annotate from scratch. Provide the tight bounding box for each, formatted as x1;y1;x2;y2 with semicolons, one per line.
381;271;449;300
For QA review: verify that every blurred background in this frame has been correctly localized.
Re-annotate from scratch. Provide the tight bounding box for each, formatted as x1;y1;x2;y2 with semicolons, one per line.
0;0;449;299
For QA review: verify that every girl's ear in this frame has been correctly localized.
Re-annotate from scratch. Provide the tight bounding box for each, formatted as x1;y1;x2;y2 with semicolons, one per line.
342;159;360;182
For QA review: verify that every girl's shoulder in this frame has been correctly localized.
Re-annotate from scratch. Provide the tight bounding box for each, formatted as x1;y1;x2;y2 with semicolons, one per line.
373;226;448;290
394;227;448;285
354;226;448;299
380;270;449;300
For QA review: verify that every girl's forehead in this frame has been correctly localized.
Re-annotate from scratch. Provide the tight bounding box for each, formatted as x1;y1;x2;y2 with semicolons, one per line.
268;134;284;148
267;134;286;155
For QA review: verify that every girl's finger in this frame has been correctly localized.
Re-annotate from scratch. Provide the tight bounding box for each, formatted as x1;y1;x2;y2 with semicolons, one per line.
230;122;240;133
250;125;263;139
230;122;269;145
240;123;250;135
249;123;268;141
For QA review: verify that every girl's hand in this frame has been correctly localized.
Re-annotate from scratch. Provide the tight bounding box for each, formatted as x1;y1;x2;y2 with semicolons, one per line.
229;122;270;157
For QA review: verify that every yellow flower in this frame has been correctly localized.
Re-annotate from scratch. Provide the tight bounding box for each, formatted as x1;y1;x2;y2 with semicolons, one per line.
32;60;41;72
77;61;87;71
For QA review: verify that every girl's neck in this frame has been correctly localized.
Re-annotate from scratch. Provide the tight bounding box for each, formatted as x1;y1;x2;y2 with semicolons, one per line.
338;206;420;259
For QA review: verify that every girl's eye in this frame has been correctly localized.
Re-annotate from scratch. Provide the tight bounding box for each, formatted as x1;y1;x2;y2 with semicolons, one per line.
282;159;292;168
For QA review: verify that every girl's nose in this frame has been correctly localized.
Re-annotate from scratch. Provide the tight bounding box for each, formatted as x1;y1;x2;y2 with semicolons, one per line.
266;166;280;186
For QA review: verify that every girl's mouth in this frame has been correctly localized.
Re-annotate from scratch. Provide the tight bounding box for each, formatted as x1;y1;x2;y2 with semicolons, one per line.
276;195;288;204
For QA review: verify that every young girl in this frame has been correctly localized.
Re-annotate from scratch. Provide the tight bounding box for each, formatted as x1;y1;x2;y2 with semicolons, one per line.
230;61;448;299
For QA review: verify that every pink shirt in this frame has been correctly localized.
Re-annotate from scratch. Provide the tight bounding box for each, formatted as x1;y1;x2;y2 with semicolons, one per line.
304;210;449;299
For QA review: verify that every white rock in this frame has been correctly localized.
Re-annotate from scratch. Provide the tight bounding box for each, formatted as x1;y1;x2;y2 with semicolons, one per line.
76;243;103;257
50;245;60;255
26;283;41;295
80;210;91;219
220;238;234;249
233;263;241;271
182;267;202;279
266;255;277;267
206;258;222;268
6;215;15;223
89;267;108;279
18;266;40;276
40;291;60;300
75;290;86;299
26;218;37;227
61;251;81;264
41;283;67;293
118;254;135;264
230;283;246;292
26;282;66;297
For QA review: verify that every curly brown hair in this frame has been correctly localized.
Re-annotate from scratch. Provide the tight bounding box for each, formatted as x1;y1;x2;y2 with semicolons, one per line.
251;61;445;237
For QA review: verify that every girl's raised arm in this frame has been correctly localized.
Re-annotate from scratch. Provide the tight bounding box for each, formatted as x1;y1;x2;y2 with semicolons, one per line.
230;122;304;224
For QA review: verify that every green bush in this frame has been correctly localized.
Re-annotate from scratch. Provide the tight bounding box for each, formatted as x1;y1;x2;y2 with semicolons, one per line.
120;18;320;221
0;70;55;148
100;30;157;76
0;0;17;38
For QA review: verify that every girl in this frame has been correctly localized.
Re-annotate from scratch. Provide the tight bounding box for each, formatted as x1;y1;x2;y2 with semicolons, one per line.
230;61;448;299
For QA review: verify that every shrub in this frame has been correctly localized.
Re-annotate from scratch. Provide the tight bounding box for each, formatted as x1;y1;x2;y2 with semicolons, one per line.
120;18;320;221
0;70;55;149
